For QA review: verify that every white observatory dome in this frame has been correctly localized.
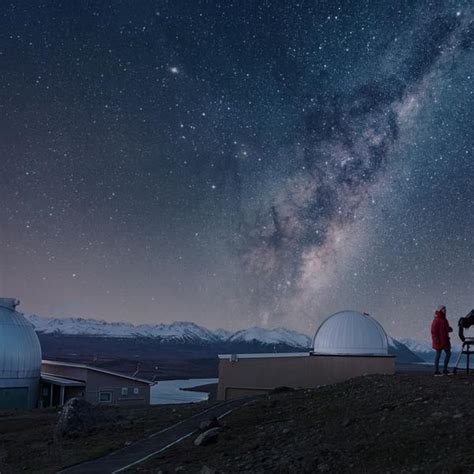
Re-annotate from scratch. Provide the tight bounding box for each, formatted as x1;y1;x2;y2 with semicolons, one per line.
0;298;42;408
313;310;388;356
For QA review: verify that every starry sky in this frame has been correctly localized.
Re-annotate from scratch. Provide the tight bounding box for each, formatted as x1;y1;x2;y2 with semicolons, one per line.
1;1;473;339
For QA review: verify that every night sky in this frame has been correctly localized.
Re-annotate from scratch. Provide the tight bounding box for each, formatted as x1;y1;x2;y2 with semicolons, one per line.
1;1;473;339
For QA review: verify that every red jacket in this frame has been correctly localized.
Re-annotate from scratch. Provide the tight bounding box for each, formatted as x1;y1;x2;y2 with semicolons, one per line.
431;311;452;350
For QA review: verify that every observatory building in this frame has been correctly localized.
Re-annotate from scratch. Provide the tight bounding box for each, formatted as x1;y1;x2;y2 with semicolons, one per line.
0;297;153;410
217;310;395;400
0;298;42;409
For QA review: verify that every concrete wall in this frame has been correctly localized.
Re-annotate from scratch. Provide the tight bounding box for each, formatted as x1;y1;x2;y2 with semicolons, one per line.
217;354;395;400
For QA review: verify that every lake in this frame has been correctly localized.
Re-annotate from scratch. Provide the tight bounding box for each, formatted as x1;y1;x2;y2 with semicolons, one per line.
150;378;218;405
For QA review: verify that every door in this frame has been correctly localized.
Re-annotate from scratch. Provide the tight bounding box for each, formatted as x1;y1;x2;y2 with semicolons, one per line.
0;387;29;409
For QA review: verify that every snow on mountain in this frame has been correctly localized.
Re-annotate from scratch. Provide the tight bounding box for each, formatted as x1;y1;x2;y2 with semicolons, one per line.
387;336;425;363
25;314;312;348
398;338;433;354
213;328;234;340
26;314;219;343
25;314;421;358
228;327;312;348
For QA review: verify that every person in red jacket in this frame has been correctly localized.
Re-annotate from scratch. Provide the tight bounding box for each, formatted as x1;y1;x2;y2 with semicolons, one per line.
431;305;453;375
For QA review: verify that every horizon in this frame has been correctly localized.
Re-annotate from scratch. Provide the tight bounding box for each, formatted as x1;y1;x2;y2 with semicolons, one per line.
25;307;437;343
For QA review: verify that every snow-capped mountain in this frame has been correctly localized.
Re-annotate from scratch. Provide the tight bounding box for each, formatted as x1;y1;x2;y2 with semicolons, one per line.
26;314;220;343
228;327;312;349
387;337;424;363
25;313;422;361
398;338;433;354
26;313;312;347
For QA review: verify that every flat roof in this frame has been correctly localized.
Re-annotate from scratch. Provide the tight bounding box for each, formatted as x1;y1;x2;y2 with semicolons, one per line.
41;373;86;387
42;360;154;385
218;352;395;360
218;352;309;360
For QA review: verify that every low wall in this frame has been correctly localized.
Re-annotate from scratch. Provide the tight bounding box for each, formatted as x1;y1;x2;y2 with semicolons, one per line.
217;353;395;400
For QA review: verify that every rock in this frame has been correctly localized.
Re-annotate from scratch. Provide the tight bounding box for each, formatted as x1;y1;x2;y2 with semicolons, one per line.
317;463;330;472
431;411;444;417
194;427;221;446
200;466;216;474
55;398;97;438
199;417;220;431
453;413;463;419
342;418;351;427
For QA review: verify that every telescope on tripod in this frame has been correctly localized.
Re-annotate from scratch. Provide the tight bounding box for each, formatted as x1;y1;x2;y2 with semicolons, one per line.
453;309;474;374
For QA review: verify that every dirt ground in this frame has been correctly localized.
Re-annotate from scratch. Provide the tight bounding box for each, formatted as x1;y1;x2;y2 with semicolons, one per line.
129;373;474;473
0;402;207;473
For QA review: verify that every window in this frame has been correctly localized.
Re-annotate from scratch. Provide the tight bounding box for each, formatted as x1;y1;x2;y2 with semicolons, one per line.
121;387;128;396
99;391;112;403
133;387;139;395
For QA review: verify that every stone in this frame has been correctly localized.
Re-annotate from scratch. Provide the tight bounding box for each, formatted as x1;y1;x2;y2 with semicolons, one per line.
194;427;222;446
199;417;220;431
200;466;216;474
55;398;97;438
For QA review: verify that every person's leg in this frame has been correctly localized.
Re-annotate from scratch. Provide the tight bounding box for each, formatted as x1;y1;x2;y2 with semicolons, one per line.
434;349;441;373
443;349;451;372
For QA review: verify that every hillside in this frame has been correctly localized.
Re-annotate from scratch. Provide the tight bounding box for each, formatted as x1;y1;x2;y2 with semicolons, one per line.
131;373;474;473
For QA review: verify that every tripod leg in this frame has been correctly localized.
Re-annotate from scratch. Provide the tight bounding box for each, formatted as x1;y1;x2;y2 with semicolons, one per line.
453;346;464;374
466;344;471;374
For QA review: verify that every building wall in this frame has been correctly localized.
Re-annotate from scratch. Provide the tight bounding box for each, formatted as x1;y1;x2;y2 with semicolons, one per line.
217;354;395;400
41;363;88;382
0;377;39;409
41;363;150;406
85;370;150;406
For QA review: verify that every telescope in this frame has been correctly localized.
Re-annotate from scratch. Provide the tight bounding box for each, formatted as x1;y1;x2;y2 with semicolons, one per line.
453;310;474;374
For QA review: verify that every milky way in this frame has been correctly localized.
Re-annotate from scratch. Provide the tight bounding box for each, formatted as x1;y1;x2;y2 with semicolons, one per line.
241;10;474;327
0;1;473;338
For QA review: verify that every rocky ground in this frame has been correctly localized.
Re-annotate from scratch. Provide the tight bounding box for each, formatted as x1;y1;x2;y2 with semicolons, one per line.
130;373;474;473
0;402;206;473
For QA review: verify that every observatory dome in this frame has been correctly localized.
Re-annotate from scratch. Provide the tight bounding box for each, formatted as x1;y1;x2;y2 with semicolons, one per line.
313;310;388;356
0;298;42;408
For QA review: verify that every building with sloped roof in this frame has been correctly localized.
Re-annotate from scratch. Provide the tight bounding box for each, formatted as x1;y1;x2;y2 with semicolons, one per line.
0;297;154;409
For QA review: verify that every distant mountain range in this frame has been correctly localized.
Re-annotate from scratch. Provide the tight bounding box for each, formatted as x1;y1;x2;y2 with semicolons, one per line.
25;313;428;364
26;314;312;348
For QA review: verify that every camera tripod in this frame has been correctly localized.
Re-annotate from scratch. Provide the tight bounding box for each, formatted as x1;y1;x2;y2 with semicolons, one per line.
453;338;474;374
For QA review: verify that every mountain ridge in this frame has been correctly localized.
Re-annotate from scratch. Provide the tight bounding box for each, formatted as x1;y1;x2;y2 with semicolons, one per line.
26;313;424;364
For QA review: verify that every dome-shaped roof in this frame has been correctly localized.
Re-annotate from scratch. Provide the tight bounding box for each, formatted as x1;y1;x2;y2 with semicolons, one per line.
0;298;42;379
313;310;388;356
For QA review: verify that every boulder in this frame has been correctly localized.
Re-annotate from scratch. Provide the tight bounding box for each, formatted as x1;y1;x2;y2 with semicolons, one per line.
194;427;221;447
200;466;216;474
199;417;220;431
56;398;97;437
